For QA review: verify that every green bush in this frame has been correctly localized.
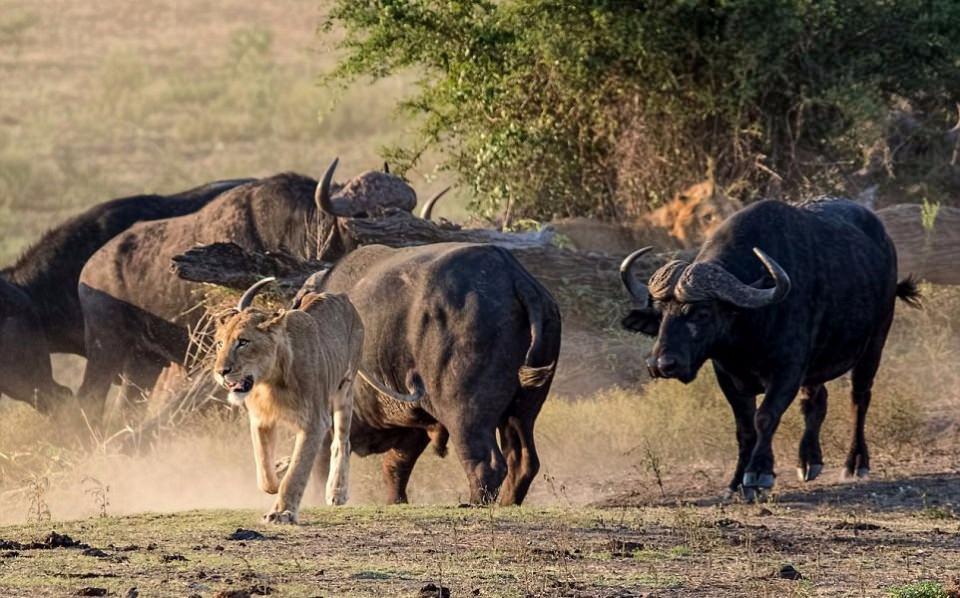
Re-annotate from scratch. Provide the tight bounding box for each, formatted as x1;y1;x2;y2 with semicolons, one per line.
325;0;960;220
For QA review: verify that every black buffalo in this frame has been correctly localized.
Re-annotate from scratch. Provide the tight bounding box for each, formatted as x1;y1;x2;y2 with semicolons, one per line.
0;178;252;411
76;161;436;424
293;242;561;505
619;199;920;497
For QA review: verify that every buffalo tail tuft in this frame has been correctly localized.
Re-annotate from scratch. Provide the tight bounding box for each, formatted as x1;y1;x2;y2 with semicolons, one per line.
896;276;922;309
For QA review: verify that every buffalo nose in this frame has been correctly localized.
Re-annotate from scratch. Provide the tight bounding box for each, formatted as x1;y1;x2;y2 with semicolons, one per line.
656;355;680;377
218;367;232;377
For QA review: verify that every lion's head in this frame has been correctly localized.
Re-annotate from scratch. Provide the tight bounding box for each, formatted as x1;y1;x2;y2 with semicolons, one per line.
210;277;286;406
213;308;286;406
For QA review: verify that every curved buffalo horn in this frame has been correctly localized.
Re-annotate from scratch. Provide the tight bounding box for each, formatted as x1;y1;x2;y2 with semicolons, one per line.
748;247;792;305
314;157;340;216
237;277;276;311
619;247;654;300
677;248;791;308
419;186;451;220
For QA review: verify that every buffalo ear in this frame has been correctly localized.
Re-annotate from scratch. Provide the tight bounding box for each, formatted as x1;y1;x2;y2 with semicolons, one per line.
621;308;661;336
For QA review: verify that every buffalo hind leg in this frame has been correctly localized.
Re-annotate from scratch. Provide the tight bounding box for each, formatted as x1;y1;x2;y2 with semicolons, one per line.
845;322;892;480
497;416;540;506
797;384;828;482
381;430;430;504
452;425;506;505
497;381;548;506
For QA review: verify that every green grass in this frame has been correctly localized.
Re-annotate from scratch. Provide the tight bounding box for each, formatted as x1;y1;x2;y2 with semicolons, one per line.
888;581;949;598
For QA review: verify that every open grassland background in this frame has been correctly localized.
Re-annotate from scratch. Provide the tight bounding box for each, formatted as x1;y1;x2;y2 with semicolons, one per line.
0;0;467;264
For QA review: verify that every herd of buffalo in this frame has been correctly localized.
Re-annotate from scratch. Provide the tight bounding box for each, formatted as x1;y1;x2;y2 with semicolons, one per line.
0;159;920;504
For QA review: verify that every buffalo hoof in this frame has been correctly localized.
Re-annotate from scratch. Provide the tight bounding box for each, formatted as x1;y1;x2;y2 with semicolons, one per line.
796;463;823;482
742;471;775;489
841;467;870;481
263;510;297;525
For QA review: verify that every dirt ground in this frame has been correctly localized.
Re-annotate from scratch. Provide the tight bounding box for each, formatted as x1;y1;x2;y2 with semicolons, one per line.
0;454;958;597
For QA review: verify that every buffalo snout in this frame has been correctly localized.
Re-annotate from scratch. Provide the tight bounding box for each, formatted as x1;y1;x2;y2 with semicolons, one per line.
646;352;694;382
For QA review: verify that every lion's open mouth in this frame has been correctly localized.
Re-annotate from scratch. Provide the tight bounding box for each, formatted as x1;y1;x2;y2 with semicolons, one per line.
225;375;254;394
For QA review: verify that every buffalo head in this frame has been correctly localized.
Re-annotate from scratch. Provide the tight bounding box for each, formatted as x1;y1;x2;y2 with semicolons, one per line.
620;246;791;383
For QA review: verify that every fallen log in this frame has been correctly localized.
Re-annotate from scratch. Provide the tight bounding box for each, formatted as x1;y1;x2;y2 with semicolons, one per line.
877;203;960;285
341;208;557;249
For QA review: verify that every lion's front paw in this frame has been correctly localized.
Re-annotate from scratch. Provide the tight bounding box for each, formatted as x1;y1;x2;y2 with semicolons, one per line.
263;510;298;525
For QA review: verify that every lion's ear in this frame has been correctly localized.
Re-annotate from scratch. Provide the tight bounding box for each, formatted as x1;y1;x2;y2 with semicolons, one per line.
215;308;239;327
257;309;287;332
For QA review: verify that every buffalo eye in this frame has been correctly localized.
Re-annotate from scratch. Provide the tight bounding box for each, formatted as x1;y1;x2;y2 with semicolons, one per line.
691;307;712;323
237;338;249;348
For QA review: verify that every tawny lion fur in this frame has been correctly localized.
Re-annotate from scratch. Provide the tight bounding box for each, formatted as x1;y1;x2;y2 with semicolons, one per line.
212;292;361;524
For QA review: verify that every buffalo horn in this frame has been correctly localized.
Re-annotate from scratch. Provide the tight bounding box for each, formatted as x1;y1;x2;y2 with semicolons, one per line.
619;247;654;300
237;277;276;311
419;186;451;220
314;157;340;216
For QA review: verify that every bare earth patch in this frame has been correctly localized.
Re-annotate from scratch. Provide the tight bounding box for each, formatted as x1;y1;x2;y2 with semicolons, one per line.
0;457;957;598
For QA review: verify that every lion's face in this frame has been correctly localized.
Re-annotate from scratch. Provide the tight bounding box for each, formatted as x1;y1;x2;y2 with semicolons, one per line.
212;310;282;407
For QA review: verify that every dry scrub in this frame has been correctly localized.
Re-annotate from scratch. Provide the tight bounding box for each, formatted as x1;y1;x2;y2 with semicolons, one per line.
0;285;955;524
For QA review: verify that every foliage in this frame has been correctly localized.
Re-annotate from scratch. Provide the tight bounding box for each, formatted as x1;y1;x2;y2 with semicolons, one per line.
325;0;960;220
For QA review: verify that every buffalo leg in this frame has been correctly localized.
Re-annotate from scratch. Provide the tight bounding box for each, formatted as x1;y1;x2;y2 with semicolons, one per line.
451;425;507;505
797;384;828;482
714;366;757;496
104;355;164;432
744;374;803;491
497;382;547;505
845;319;892;479
381;430;430;504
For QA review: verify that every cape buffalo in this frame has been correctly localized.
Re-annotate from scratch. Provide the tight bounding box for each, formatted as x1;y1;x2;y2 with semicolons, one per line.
76;161;436;423
619;198;920;498
0;178;253;411
293;242;561;506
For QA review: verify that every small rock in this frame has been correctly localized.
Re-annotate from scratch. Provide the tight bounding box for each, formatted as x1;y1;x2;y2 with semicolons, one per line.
125;588;139;598
757;508;774;517
44;532;87;549
715;518;743;528
1;551;19;558
75;588;107;597
777;564;802;580
419;583;451;598
608;539;644;556
228;529;266;541
161;554;188;562
82;548;109;558
832;521;882;531
213;592;250;598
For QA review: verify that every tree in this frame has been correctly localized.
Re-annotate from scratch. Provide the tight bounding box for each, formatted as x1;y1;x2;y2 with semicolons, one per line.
325;0;960;220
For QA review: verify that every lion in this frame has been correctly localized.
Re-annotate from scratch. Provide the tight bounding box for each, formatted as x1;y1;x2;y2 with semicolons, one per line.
212;277;424;524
